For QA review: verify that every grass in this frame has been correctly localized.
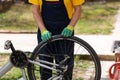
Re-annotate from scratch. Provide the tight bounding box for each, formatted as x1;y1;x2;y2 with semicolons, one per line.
0;3;37;32
0;2;120;34
0;68;22;80
75;1;120;34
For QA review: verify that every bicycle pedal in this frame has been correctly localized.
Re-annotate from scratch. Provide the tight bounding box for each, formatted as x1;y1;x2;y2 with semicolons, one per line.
4;40;12;50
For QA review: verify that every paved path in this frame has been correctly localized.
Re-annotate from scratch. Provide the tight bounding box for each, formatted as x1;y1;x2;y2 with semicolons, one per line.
100;61;114;80
0;33;114;54
0;33;37;53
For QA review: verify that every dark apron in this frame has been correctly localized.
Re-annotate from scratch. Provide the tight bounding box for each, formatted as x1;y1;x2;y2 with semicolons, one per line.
37;0;70;43
37;0;74;80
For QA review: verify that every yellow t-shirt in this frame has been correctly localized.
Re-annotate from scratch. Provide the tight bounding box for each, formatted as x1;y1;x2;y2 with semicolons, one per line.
29;0;85;19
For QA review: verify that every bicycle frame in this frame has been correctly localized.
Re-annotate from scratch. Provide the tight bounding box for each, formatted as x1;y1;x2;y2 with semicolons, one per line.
0;61;13;77
0;56;67;79
0;40;68;80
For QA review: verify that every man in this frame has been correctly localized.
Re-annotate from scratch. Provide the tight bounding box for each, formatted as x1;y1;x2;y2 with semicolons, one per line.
29;0;84;80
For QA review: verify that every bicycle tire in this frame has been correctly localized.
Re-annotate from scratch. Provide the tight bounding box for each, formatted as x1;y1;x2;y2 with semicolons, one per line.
27;35;101;80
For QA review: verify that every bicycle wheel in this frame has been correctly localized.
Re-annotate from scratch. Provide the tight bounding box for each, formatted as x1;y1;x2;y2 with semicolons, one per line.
27;35;101;80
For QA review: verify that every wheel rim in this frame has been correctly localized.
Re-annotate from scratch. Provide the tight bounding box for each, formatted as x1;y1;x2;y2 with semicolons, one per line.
27;35;101;80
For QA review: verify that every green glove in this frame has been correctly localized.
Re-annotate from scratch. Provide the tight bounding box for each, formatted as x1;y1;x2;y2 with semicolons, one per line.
41;29;52;42
61;25;74;37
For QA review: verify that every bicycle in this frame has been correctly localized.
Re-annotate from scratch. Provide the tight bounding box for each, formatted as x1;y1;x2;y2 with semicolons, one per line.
0;35;101;80
109;60;120;80
109;41;120;80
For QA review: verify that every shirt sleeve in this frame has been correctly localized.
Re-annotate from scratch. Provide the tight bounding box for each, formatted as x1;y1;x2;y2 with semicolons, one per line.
72;0;85;6
29;0;40;5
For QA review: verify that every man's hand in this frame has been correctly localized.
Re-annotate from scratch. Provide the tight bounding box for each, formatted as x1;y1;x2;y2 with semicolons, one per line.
41;29;52;42
61;25;74;37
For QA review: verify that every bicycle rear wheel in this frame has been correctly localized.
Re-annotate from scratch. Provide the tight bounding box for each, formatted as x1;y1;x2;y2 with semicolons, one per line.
27;35;101;80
